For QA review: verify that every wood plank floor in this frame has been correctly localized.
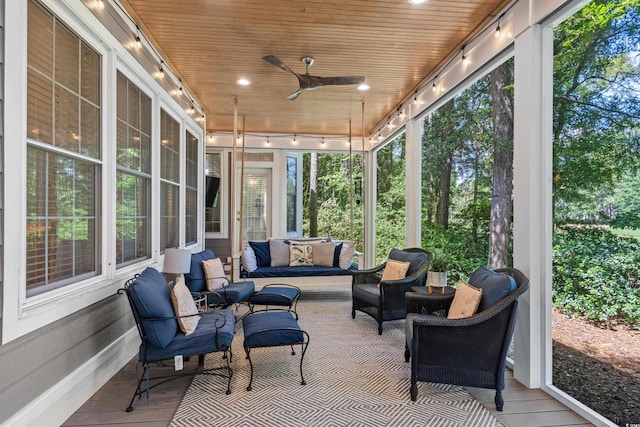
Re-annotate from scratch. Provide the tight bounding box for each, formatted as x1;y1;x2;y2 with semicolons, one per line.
63;292;594;427
62;361;593;427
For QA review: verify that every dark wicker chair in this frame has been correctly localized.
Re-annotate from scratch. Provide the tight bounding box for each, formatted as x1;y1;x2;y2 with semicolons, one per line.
404;267;529;411
351;248;432;334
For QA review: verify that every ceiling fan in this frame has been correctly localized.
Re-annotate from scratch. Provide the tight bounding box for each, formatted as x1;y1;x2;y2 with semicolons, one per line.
263;55;365;100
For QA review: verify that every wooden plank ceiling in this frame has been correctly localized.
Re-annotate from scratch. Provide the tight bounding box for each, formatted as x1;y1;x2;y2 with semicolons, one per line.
120;0;509;138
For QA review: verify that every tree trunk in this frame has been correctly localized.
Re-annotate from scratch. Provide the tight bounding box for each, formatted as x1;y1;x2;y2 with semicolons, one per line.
309;152;318;236
489;62;514;269
435;99;455;229
436;154;452;228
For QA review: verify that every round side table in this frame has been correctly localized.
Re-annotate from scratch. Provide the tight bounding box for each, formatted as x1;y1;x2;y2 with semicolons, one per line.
409;285;456;315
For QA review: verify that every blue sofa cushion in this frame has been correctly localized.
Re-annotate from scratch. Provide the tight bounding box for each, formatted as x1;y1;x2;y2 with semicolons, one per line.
333;242;343;267
388;248;427;276
243;265;353;278
243;312;304;348
249;241;271;267
468;267;517;312
142;308;235;360
184;249;215;293
128;267;177;349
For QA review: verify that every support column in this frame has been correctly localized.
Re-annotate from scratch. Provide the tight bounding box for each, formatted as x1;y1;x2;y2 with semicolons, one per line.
404;110;423;248
363;149;377;269
513;23;553;389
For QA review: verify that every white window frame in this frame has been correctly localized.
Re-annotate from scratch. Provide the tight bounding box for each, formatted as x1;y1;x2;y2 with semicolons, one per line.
184;122;204;249
2;0;204;344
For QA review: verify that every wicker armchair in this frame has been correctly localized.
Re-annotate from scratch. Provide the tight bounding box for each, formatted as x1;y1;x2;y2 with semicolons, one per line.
351;248;432;334
404;267;529;411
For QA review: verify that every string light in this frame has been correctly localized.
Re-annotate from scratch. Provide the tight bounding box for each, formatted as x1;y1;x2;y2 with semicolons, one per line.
266;136;270;144
134;26;142;49
321;137;325;145
495;13;504;39
292;134;297;144
413;91;419;105
398;107;405;119
158;60;165;78
461;45;468;65
189;103;195;114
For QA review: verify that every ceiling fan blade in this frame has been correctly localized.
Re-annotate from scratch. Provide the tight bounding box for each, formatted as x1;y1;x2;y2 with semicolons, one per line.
263;55;299;76
313;76;365;86
285;89;303;101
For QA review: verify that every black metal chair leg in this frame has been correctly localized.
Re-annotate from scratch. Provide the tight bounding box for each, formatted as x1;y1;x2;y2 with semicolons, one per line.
410;382;418;401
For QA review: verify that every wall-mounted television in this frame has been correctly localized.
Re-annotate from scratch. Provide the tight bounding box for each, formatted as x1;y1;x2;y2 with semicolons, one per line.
205;176;220;208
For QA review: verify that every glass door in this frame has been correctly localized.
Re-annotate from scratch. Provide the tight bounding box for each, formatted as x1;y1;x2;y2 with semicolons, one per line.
241;169;271;241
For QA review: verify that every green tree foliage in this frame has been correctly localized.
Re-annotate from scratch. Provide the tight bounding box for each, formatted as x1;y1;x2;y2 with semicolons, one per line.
553;0;640;220
302;152;364;248
375;135;407;262
553;226;640;329
612;170;640;228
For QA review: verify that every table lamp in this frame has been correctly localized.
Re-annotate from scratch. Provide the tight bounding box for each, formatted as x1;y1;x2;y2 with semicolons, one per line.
163;248;192;286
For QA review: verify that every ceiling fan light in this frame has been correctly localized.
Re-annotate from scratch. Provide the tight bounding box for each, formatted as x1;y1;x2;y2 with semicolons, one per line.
237;78;251;86
357;83;370;91
408;0;428;4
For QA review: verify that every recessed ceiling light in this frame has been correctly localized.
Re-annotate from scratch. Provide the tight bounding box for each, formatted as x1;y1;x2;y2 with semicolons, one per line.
237;78;251;86
357;83;370;91
408;0;427;4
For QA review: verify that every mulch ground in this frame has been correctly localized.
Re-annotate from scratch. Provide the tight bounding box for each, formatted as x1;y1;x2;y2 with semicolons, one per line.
552;308;640;426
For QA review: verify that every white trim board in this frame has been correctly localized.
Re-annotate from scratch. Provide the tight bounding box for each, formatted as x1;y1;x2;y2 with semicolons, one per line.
1;328;139;427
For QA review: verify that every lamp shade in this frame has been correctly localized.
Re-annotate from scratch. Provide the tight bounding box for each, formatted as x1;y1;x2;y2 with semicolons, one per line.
163;248;192;274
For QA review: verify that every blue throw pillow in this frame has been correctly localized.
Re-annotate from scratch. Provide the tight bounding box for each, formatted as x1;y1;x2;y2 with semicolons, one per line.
249;241;271;267
333;242;343;267
128;267;177;349
184;249;215;293
468;267;517;312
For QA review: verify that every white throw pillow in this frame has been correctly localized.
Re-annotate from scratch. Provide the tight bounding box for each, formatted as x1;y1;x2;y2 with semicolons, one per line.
339;243;356;270
171;279;200;335
202;258;227;290
241;246;258;272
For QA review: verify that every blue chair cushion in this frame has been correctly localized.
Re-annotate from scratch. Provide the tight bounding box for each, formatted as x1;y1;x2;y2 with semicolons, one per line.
249;241;271;267
351;283;380;306
184;249;216;293
128;267;177;349
388;249;427;276
142;308;235;360
249;286;300;305
468;267;517;312
243;312;304;348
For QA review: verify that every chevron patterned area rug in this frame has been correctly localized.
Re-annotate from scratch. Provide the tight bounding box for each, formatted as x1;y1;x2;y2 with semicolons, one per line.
170;298;503;426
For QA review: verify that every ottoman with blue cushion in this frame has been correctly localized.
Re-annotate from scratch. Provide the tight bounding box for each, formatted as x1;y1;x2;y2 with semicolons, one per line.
242;311;309;391
248;284;301;319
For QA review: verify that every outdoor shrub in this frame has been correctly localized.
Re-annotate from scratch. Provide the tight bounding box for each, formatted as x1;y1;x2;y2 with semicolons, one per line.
553;225;640;329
